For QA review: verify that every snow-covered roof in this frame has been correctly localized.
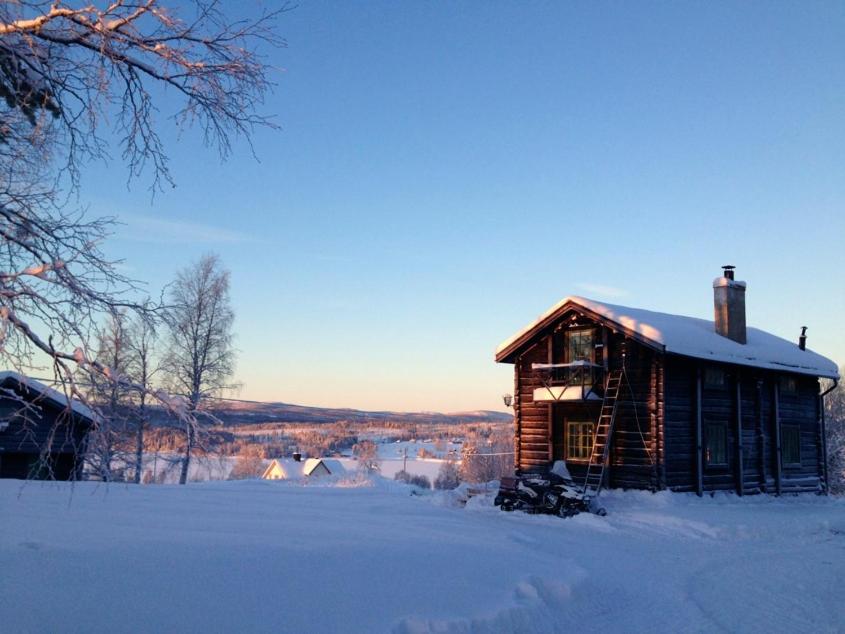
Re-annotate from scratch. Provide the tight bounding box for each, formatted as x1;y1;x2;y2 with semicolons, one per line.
264;457;347;479
495;296;839;379
302;458;327;475
263;459;307;479
317;459;346;475
0;371;96;420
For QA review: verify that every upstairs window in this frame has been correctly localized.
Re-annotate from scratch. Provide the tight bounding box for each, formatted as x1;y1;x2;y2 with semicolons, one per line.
705;422;728;467
567;329;594;363
779;376;798;395
704;367;726;388
566;421;594;461
566;329;595;385
781;425;801;466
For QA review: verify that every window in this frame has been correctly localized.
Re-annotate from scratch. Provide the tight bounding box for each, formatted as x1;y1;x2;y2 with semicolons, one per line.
567;329;594;385
566;420;594;461
705;423;728;466
704;367;726;388
567;330;594;363
779;376;798;395
782;425;801;466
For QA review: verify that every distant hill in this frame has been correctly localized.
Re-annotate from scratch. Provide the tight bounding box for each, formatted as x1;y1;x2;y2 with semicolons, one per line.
202;399;513;426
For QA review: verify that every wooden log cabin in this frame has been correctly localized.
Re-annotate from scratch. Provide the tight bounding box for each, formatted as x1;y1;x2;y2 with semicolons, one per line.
0;371;95;480
495;267;839;495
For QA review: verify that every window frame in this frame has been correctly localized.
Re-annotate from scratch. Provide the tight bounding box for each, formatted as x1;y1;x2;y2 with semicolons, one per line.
781;424;801;467
565;419;595;462
565;328;595;364
779;375;798;395
703;367;727;389
704;421;729;468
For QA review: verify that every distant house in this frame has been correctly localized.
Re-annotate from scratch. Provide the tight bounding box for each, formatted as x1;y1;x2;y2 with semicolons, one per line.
496;267;839;495
262;455;346;480
0;371;96;480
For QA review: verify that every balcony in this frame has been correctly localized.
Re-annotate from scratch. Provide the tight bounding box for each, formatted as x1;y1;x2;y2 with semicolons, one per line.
530;361;605;402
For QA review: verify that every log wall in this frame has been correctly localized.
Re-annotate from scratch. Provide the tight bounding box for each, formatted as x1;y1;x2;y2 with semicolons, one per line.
514;317;660;490
0;392;90;480
663;356;823;494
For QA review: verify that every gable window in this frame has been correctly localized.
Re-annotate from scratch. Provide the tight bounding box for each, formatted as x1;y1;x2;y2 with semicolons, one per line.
781;425;801;466
566;329;595;385
567;329;594;363
566;420;594;461
704;367;726;388
705;422;728;467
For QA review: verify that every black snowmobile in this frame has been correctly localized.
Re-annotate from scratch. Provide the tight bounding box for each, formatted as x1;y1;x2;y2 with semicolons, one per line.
493;461;605;518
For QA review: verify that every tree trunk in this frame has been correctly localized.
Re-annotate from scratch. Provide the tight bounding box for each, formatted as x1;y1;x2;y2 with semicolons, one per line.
179;424;194;485
134;421;144;484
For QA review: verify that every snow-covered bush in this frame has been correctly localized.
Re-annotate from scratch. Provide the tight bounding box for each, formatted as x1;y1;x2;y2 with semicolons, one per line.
228;449;264;480
434;459;460;490
459;440;513;483
394;470;431;489
353;440;381;473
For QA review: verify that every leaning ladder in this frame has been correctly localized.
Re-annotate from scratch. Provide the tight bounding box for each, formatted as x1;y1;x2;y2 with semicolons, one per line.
582;369;623;501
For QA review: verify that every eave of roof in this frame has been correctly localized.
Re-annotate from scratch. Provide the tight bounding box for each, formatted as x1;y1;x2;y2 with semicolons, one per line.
0;371;96;421
495;296;839;379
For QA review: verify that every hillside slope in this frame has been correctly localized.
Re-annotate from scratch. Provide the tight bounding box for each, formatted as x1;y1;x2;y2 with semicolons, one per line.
202;399;514;426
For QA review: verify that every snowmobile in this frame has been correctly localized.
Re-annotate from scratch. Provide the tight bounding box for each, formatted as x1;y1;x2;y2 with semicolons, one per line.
493;461;604;518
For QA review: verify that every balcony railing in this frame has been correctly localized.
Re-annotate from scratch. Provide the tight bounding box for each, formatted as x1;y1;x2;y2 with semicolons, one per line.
531;361;605;402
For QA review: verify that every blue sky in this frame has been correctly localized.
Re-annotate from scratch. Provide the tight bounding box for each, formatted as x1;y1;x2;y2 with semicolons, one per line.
82;1;844;411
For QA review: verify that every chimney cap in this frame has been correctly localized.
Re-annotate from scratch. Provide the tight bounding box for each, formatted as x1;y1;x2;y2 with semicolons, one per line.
721;265;736;279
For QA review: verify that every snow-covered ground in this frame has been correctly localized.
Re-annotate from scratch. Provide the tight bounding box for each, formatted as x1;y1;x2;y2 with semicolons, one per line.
2;479;844;633
132;451;451;483
375;439;463;460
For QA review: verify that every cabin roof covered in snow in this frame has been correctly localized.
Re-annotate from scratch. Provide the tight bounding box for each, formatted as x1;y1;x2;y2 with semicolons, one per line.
0;371;96;420
495;296;839;379
302;458;330;475
264;457;346;479
317;458;346;475
263;459;306;479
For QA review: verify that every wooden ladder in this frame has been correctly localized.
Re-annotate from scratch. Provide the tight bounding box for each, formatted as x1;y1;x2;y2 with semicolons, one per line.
582;369;623;500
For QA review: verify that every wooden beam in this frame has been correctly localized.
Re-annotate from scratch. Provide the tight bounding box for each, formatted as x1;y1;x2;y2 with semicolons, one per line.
773;380;782;496
514;357;521;473
736;374;744;496
757;379;767;492
547;335;553;463
602;327;609;370
818;390;828;494
652;357;665;490
695;367;703;497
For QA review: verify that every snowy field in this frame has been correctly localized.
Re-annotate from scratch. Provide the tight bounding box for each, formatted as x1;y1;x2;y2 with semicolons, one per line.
133;452;451;483
2;479;844;634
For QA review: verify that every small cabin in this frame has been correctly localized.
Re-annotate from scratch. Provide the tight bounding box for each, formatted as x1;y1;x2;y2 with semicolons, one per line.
496;268;839;495
0;371;95;480
262;456;346;480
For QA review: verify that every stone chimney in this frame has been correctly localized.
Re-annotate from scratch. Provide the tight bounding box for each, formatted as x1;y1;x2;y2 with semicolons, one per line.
713;265;746;344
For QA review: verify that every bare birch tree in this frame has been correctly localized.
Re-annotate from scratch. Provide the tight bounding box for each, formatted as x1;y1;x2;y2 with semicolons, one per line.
164;254;235;484
125;303;159;483
84;310;133;480
0;2;282;472
0;0;284;187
